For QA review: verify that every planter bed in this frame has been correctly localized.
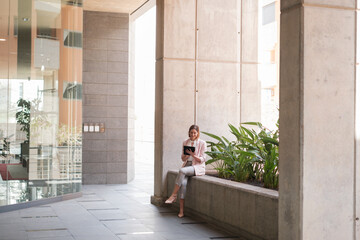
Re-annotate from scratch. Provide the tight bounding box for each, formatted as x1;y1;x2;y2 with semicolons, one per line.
167;170;278;240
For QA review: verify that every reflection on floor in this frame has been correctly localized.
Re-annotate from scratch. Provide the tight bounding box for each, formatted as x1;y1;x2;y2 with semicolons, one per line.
0;180;81;206
0;144;82;206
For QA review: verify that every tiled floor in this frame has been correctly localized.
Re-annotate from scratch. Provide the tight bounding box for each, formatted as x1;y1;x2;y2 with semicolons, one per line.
0;153;245;240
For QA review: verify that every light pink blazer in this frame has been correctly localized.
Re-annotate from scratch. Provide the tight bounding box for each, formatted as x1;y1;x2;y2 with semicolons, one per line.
181;138;207;176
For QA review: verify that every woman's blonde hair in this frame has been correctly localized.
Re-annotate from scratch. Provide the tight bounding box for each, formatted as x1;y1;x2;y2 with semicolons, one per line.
188;125;200;139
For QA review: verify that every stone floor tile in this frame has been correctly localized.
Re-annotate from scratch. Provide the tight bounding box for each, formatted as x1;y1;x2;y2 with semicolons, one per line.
67;225;115;237
0;222;26;232
77;201;115;210
0;213;23;224
183;222;235;238
73;236;119;240
24;221;65;231
19;206;56;217
102;220;153;234
140;217;190;232
126;211;162;219
156;230;207;240
27;229;71;239
0;231;28;240
116;232;167;240
87;209;131;220
30;237;75;240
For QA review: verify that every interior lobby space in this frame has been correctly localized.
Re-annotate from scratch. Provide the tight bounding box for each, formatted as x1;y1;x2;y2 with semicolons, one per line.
0;0;360;240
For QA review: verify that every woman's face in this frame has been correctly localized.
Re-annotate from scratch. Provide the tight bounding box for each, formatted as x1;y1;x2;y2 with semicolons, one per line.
189;129;198;141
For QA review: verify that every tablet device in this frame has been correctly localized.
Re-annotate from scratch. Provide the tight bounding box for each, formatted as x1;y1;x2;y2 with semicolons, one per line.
183;146;195;155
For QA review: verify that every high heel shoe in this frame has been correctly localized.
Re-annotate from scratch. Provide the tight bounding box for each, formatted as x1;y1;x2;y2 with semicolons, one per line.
165;194;177;204
178;213;184;218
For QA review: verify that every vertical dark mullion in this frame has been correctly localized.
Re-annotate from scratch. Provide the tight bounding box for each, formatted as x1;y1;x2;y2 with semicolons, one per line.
17;0;32;79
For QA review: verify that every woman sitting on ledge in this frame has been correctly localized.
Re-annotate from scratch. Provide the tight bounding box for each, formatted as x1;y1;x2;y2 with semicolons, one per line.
165;124;207;218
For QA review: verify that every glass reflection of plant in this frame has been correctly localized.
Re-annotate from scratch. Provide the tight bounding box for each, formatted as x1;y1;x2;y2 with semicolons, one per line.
30;98;52;141
19;188;31;203
2;138;10;157
16;98;31;143
56;124;82;146
16;98;52;143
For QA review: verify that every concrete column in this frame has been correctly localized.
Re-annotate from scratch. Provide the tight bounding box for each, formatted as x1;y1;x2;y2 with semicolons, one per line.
152;0;196;204
356;2;360;237
279;1;357;239
128;15;136;183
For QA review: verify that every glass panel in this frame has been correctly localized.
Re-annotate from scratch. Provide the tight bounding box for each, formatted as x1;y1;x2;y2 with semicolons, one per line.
258;0;279;130
0;0;82;206
63;30;82;48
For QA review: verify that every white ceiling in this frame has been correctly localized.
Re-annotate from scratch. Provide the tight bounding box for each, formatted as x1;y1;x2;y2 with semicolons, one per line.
83;0;148;14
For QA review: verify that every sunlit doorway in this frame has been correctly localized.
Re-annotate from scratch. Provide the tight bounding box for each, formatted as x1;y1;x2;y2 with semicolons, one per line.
133;6;156;193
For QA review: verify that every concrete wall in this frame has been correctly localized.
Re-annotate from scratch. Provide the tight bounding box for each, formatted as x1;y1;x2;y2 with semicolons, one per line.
279;1;359;239
153;0;261;204
241;0;260;123
82;11;134;184
167;170;278;240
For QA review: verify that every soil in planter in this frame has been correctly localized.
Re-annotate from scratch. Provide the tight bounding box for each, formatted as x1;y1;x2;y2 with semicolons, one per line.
211;174;265;188
246;179;264;188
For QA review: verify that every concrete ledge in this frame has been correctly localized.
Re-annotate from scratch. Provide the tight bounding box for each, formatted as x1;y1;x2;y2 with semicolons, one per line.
0;191;82;213
167;170;278;240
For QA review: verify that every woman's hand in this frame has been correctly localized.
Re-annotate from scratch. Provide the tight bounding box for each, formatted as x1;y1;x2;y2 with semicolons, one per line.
185;149;194;156
185;149;202;163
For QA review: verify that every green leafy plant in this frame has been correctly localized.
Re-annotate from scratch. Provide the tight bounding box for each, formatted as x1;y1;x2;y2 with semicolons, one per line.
203;131;257;183
233;151;256;182
203;120;279;189
241;121;279;189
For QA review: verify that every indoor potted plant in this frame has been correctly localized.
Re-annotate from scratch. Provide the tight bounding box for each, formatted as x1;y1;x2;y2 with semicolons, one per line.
16;98;31;159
